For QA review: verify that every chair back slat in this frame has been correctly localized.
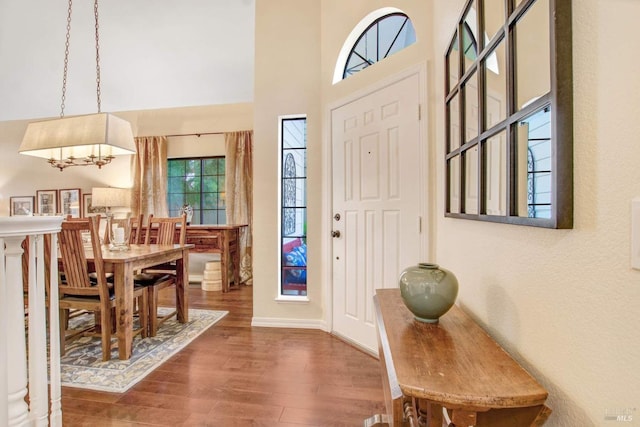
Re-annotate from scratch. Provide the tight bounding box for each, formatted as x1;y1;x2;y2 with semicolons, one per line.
144;214;186;245
130;214;145;244
58;216;109;299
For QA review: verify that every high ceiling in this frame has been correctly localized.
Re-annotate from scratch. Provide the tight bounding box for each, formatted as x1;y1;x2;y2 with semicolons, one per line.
0;0;255;122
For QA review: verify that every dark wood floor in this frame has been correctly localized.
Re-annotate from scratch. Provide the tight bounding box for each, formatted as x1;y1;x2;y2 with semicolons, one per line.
61;284;386;426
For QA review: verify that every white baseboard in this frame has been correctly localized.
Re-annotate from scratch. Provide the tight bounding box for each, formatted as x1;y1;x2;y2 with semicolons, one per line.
251;316;329;331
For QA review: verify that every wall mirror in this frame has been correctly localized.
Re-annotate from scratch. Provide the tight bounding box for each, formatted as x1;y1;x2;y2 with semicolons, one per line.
444;0;573;228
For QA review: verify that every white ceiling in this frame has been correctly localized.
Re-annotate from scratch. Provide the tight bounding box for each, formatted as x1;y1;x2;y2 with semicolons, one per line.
0;0;255;122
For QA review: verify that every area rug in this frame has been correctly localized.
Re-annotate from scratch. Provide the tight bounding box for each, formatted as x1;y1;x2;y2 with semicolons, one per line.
59;308;227;393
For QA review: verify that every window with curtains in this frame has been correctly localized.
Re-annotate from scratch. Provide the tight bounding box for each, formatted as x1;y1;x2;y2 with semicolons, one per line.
167;157;226;225
279;116;307;297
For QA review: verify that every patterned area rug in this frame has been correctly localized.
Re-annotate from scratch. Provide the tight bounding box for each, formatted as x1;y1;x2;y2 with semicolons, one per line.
59;308;227;393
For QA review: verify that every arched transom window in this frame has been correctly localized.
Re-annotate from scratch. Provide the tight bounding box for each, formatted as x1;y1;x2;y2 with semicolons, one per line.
333;8;416;83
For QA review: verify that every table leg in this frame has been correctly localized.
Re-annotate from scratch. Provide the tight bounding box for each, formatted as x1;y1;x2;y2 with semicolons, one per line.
176;249;189;323
114;263;134;360
232;228;241;286
220;230;230;293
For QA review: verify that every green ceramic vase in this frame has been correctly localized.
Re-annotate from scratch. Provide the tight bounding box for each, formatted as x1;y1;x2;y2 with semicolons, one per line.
399;263;459;323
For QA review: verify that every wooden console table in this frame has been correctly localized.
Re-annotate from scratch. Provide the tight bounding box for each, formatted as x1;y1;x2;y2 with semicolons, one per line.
184;225;247;292
372;289;551;427
136;223;247;292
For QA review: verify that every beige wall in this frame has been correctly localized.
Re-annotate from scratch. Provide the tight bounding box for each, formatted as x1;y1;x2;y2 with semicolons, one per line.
253;0;324;324
0;103;252;216
252;0;431;324
432;1;640;425
253;0;640;425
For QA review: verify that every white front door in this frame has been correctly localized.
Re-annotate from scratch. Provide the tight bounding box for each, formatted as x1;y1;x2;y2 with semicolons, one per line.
331;72;423;353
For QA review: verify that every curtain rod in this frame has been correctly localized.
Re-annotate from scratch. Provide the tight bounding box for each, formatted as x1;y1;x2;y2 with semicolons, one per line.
138;130;252;138
164;131;224;138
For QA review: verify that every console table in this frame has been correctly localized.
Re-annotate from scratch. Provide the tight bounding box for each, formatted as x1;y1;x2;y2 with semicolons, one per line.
135;223;247;292
372;289;551;427
184;225;247;292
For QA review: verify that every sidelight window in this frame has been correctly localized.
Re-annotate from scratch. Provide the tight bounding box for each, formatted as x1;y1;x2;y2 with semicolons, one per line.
279;116;307;297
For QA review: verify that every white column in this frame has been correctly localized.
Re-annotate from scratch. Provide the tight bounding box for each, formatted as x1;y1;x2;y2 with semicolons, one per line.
2;235;30;427
28;235;49;427
0;236;9;425
47;232;62;427
1;216;64;427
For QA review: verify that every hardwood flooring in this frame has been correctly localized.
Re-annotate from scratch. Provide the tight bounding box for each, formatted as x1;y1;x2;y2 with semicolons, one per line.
61;284;386;426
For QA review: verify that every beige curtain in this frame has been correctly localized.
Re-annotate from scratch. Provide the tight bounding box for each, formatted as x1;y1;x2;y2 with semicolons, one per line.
225;130;253;285
131;136;169;218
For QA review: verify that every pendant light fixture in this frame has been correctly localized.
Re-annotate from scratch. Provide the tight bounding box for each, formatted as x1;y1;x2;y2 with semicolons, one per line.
19;0;136;171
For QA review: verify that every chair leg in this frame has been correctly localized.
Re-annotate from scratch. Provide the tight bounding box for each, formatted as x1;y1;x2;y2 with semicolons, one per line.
138;293;148;338
147;287;159;337
100;308;111;362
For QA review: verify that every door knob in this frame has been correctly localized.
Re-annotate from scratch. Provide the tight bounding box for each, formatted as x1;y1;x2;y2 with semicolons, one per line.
331;230;341;238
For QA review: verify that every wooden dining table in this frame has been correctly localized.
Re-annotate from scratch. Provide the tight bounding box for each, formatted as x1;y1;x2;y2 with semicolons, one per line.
86;243;194;360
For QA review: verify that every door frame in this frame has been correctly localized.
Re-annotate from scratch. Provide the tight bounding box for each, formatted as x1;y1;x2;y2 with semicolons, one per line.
322;63;431;345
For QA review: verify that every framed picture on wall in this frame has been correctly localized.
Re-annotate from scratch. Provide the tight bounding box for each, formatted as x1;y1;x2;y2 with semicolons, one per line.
9;196;34;216
59;188;81;218
83;193;107;217
36;189;58;215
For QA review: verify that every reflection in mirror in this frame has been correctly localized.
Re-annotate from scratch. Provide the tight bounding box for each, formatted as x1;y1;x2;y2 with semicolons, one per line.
484;131;507;216
465;146;479;214
444;0;572;228
483;0;505;40
517;107;552;218
516;0;550;110
484;40;506;128
448;94;461;152
464;71;478;143
447;32;460;93
462;1;478;72
449;156;461;214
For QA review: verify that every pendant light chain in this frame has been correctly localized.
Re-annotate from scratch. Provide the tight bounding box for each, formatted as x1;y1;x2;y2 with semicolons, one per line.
60;0;73;118
20;0;135;172
59;0;103;117
94;0;101;113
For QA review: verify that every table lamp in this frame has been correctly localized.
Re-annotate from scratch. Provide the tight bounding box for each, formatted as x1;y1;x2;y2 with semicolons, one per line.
91;187;132;251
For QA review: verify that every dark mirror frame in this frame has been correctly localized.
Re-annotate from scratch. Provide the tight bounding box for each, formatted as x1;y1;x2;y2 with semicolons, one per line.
444;0;573;228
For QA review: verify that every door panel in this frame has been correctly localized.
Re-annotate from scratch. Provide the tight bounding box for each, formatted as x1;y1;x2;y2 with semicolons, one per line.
331;73;422;352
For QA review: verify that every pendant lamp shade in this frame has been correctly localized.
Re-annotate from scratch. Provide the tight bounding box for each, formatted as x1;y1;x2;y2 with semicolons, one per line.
19;113;136;169
19;0;137;171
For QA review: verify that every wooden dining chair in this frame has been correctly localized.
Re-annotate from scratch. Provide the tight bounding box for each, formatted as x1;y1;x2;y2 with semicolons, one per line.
58;216;149;361
64;215;118;285
134;214;186;336
129;213;145;244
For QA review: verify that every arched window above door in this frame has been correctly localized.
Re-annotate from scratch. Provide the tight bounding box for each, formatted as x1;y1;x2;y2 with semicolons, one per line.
333;8;416;84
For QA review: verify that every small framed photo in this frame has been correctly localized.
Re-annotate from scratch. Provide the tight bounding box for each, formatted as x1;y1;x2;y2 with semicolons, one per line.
83;193;107;217
10;196;35;216
36;189;58;215
59;188;81;218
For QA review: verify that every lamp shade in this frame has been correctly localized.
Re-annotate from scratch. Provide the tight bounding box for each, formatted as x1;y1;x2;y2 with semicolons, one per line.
91;187;131;208
19;113;136;160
